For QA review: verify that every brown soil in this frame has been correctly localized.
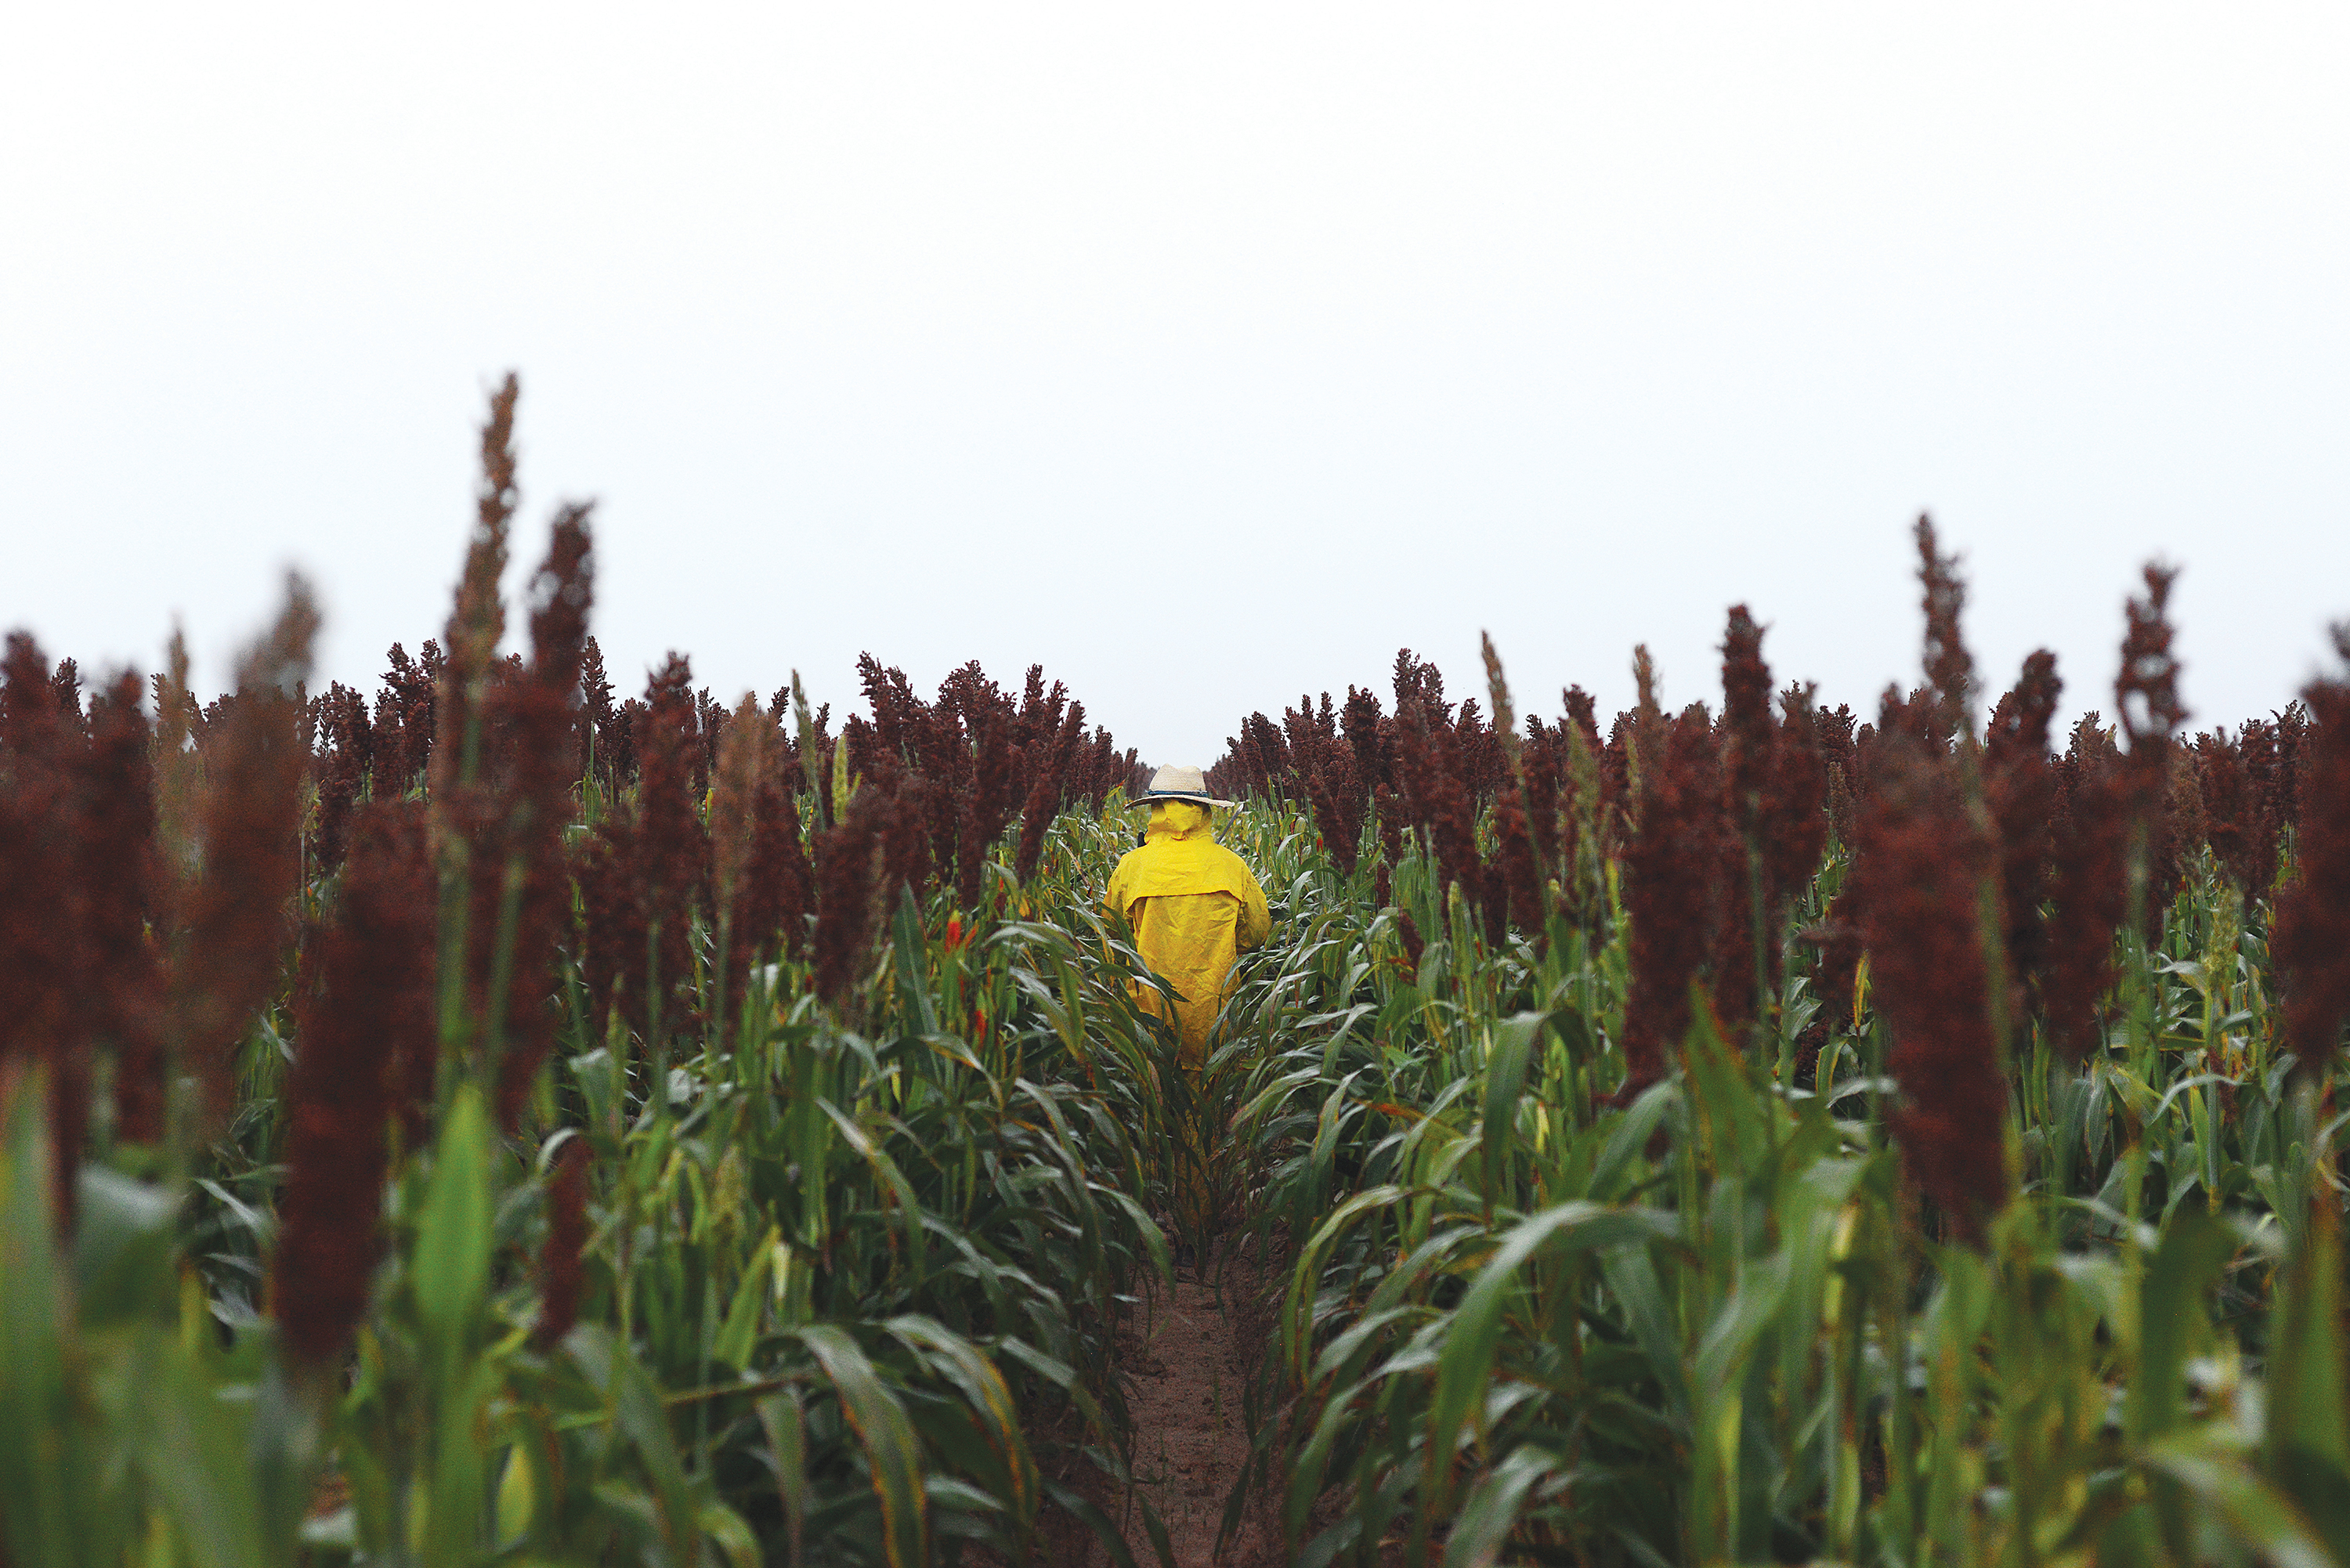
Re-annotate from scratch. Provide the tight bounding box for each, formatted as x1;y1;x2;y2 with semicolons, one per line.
1081;1246;1283;1568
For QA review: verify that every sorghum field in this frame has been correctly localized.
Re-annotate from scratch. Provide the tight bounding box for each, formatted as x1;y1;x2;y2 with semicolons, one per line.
3;381;2348;1568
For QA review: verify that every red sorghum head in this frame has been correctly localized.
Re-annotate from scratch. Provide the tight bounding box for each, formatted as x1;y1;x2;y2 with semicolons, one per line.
2196;728;2266;898
1713;608;1781;1023
2271;626;2350;1079
956;710;1021;911
80;674;167;1147
1303;732;1363;878
272;800;434;1360
467;512;595;1125
638;656;707;931
1342;687;1387;796
533;1137;591;1349
812;789;888;1005
428;377;520;813
710;695;768;927
744;726;815;964
1014;703;1086;884
1620;707;1727;1097
580;636;615;779
1760;685;1830;934
1983;652;2063;1019
175;582;320;1122
1914;517;1974;739
2041;719;2130;1059
311;681;374;874
1849;735;2008;1245
0;635;89;1223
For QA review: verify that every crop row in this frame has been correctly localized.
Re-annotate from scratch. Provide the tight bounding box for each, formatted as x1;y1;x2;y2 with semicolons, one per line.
2;379;2345;1566
0;381;1177;1568
1198;526;2348;1564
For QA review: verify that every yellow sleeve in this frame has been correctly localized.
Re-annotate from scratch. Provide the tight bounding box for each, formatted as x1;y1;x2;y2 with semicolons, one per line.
1236;860;1271;951
1104;852;1134;929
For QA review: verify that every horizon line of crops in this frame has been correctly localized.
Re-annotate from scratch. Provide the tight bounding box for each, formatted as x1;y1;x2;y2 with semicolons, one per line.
1179;522;2349;1565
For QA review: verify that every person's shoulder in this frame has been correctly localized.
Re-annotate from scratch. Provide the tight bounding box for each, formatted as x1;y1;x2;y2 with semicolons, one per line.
1211;842;1261;880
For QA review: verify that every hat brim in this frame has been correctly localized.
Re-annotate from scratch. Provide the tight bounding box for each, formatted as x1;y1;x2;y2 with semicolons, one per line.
1130;790;1237;811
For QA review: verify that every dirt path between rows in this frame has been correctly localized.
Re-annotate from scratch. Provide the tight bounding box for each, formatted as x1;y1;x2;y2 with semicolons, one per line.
1083;1250;1281;1568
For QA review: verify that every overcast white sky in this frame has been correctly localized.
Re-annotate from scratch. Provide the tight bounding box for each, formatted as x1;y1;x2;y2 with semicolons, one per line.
4;5;2345;763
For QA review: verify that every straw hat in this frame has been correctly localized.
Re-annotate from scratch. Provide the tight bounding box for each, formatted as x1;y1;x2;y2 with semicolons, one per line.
1131;764;1235;809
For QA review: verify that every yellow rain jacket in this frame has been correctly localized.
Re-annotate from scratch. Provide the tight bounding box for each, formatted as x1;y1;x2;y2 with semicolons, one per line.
1106;801;1271;1067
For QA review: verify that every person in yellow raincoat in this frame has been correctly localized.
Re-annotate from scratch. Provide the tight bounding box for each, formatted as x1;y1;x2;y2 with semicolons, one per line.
1106;764;1270;1245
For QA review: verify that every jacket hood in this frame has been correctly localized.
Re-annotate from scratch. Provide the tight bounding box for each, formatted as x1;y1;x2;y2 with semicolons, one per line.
1143;800;1214;842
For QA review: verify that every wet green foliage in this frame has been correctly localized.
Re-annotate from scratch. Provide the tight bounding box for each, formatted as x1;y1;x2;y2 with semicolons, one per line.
0;803;1189;1568
1213;788;2350;1567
